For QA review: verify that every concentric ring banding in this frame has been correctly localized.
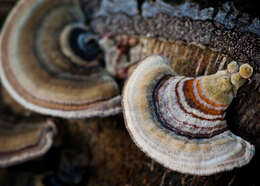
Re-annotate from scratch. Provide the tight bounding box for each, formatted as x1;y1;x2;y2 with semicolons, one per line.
193;78;227;111
0;0;121;118
122;55;255;175
0;120;56;168
154;76;227;138
195;77;229;108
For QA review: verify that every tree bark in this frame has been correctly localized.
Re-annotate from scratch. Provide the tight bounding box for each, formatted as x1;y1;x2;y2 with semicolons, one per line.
0;0;259;186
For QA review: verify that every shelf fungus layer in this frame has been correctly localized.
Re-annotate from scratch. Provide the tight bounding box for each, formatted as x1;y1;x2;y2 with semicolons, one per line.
0;0;121;118
122;55;255;175
0;119;56;168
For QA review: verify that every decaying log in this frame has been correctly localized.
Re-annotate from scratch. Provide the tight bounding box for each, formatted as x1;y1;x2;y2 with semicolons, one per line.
0;0;259;185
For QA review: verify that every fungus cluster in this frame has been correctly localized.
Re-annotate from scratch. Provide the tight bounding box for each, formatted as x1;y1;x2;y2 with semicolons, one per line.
0;0;256;176
0;0;121;167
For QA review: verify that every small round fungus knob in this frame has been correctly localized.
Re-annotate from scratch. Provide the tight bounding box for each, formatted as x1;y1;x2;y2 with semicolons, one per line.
227;61;239;73
122;55;255;175
239;63;253;79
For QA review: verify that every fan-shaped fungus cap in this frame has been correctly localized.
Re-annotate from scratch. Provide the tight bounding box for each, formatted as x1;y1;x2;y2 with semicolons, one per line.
0;0;121;118
0;119;56;167
122;55;255;175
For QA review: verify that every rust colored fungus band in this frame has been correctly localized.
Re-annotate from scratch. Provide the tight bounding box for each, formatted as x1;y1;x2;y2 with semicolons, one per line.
183;79;225;116
153;75;227;139
177;80;225;120
122;55;255;175
196;79;228;108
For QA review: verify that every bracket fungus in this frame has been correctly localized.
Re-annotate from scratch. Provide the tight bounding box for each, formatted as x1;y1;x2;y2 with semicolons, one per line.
0;0;121;119
122;55;255;175
0;118;56;168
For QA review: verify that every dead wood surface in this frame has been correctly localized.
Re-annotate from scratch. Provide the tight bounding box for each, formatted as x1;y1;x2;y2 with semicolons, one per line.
0;0;259;186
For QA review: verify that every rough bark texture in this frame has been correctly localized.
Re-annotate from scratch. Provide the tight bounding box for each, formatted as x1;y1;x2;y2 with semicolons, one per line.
0;0;260;186
90;0;260;143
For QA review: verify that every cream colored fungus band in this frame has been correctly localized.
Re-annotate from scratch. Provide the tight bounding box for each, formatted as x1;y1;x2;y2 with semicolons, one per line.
0;119;56;168
0;0;121;118
122;55;254;175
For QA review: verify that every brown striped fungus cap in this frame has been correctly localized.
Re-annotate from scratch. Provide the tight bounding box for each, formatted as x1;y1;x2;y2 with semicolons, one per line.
122;55;255;175
0;119;56;168
0;0;121;119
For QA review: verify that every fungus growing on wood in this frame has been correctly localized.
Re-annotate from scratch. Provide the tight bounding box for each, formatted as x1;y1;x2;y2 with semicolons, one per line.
0;0;121;119
0;118;56;168
122;55;255;175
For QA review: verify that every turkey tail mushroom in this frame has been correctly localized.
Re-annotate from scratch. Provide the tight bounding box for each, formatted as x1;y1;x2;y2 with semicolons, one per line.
122;55;255;176
0;119;56;168
0;0;121;119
